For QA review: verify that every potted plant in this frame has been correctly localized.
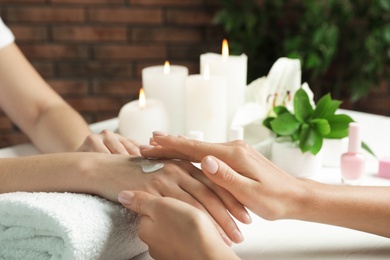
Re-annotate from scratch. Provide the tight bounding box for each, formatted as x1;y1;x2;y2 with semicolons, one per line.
263;88;353;177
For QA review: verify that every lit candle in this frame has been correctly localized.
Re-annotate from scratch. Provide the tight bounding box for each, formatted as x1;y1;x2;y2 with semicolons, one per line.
185;65;227;142
200;39;247;129
142;61;189;136
118;88;169;145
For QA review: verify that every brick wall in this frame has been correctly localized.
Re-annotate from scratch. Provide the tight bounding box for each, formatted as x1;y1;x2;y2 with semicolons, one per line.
0;0;223;147
0;0;389;148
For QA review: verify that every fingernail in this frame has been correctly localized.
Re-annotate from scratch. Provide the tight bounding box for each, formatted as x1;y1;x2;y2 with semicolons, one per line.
241;212;252;224
139;145;154;150
222;233;232;246
202;156;218;174
153;131;167;136
118;191;134;205
232;229;244;243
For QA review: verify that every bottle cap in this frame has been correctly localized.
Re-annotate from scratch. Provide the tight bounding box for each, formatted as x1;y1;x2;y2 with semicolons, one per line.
348;122;361;153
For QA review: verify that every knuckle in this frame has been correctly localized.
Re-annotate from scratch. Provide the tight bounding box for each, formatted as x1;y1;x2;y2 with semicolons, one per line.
220;166;235;185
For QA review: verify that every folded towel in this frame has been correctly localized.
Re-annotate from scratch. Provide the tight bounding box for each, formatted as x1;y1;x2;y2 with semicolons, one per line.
0;192;147;260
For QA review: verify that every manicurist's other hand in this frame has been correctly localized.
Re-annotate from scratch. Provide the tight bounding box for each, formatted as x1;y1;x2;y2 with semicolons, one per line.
140;134;308;221
118;190;240;260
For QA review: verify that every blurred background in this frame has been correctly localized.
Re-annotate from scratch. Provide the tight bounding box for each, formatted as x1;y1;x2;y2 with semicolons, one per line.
0;0;389;148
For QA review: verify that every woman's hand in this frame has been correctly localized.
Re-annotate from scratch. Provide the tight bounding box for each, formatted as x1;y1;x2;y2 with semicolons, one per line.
140;134;309;221
87;154;249;244
118;190;240;260
76;130;141;155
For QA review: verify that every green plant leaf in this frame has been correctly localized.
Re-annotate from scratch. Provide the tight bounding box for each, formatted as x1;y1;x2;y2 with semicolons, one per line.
362;141;377;158
324;100;342;119
310;118;331;136
294;88;314;123
270;112;301;136
312;93;331;119
299;124;323;155
274;105;288;115
325;114;354;138
263;117;274;130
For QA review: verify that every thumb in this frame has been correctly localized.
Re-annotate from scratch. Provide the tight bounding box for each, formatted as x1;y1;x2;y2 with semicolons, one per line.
118;190;156;216
201;156;246;195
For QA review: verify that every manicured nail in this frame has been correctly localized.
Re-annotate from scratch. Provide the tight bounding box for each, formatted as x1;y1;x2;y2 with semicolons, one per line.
139;145;154;150
232;229;244;243
118;191;134;205
222;233;232;246
202;156;218;174
241;212;252;224
153;131;167;136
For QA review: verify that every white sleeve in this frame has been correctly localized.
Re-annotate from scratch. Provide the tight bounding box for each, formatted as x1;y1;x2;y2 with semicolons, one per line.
0;17;15;49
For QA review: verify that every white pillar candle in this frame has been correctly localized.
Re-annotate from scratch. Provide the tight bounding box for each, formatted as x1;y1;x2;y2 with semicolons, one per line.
185;66;227;143
142;62;188;136
118;88;169;145
200;39;247;129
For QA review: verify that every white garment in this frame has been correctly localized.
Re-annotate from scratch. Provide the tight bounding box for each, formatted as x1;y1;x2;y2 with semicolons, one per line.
0;17;15;49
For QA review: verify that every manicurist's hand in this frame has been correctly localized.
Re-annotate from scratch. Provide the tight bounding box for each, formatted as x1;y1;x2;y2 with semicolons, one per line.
76;130;141;155
118;190;240;260
140;133;308;220
88;154;248;244
140;134;390;239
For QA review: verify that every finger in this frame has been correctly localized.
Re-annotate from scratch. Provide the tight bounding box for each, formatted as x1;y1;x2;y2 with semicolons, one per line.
176;165;244;243
201;156;252;201
99;130;130;155
164;184;234;245
190;169;252;225
118;190;157;216
79;134;111;153
119;136;141;156
152;134;236;162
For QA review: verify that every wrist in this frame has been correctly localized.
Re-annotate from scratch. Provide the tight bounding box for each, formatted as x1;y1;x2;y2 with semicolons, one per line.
282;179;321;220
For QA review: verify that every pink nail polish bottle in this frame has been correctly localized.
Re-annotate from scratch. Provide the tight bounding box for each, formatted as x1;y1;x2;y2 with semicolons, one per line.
340;122;366;185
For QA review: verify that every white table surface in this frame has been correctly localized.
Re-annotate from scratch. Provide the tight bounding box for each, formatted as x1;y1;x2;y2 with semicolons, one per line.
1;111;390;259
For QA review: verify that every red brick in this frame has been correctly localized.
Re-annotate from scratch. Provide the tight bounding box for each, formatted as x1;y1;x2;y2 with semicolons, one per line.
4;7;85;23
88;8;162;24
52;26;127;42
168;44;219;60
46;80;89;96
92;80;141;96
0;116;13;130
0;133;29;149
128;0;202;6
93;45;166;60
19;44;88;59
57;62;133;78
67;97;124;112
8;25;47;41
166;10;213;25
31;62;54;78
51;0;123;4
131;27;202;43
0;0;44;3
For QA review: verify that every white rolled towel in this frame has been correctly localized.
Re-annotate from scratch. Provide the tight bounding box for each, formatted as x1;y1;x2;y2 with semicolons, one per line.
0;192;147;260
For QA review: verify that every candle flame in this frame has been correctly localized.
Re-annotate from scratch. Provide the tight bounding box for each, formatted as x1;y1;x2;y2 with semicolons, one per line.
164;61;170;74
222;39;229;59
203;64;210;80
139;88;146;109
